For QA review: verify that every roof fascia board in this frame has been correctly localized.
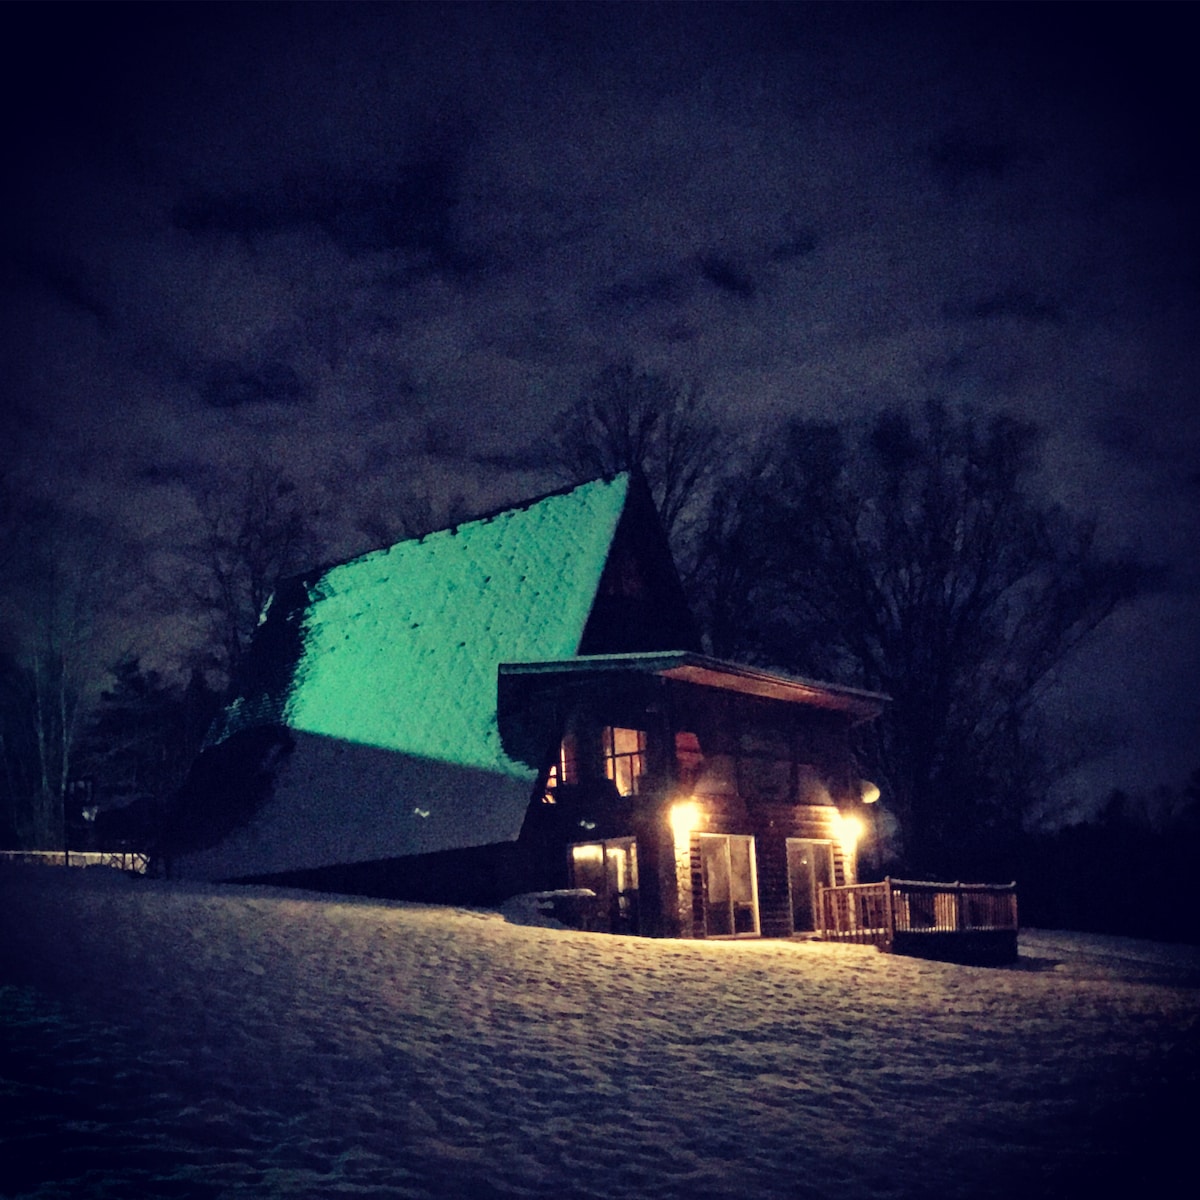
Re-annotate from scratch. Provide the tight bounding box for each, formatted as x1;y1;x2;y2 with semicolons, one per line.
499;652;888;720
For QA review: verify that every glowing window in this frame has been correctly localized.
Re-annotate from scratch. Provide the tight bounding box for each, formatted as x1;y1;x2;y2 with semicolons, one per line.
570;838;640;933
603;726;646;796
543;733;579;801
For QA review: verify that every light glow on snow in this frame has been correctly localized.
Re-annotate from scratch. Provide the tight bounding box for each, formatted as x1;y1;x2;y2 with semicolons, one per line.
2;865;1196;1199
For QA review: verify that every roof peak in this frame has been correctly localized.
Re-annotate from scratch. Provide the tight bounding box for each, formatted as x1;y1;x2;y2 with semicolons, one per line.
292;473;634;586
421;472;632;541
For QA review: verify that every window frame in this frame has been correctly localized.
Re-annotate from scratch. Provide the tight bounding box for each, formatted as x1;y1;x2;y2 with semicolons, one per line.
602;725;647;796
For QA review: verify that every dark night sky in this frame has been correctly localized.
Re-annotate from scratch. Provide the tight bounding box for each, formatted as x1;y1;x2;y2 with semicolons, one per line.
2;2;1197;811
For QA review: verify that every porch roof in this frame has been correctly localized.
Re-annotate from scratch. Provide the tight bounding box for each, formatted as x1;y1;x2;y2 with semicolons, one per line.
499;651;888;723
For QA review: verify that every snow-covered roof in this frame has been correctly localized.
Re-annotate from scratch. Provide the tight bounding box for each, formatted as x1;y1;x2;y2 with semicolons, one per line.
178;474;634;880
221;474;630;770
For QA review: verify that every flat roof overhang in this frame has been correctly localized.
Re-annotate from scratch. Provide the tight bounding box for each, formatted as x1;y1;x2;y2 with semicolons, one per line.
499;651;888;724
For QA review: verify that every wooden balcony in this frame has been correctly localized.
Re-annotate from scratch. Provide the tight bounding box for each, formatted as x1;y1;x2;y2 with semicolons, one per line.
819;877;1018;965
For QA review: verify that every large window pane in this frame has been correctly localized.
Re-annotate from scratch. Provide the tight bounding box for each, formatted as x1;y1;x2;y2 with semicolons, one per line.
603;726;646;795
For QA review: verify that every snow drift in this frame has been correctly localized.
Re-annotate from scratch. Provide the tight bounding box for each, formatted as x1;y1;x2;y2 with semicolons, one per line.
1;864;1197;1199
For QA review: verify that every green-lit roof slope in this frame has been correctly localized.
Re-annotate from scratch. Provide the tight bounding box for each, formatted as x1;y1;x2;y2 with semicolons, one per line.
286;473;630;773
175;475;637;881
219;473;636;770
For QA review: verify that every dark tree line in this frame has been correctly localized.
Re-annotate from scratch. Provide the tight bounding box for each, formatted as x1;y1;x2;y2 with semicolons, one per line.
552;371;1155;886
0;500;118;849
1019;773;1200;943
71;656;223;851
0;461;308;852
0;449;446;851
690;402;1143;877
547;360;723;560
2;364;1166;930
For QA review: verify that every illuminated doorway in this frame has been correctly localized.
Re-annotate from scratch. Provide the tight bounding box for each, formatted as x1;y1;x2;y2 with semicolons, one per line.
699;834;759;936
569;837;639;934
787;838;834;933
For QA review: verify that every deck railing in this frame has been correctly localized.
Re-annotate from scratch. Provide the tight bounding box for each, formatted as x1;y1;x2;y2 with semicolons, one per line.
0;849;149;874
819;881;894;946
819;877;1018;961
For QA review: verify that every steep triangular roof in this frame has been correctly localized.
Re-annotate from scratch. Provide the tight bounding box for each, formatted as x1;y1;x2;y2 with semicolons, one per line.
216;472;634;777
175;473;675;881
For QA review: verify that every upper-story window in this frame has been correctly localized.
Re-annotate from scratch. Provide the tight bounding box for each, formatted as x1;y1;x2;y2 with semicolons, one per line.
543;732;579;801
603;726;646;796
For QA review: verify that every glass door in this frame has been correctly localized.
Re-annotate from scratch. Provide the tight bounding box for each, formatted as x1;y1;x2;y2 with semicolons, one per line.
570;838;639;934
699;835;759;936
787;838;834;933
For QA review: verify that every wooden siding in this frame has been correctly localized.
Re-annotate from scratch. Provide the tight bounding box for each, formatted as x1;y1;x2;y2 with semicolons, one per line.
748;805;850;939
524;671;870;938
671;799;850;939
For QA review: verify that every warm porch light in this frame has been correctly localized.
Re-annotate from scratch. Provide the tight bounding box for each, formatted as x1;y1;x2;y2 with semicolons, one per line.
669;799;702;839
833;811;865;853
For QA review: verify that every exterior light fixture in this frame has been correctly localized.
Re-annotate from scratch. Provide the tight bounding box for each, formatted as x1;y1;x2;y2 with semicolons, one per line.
669;799;702;839
834;811;865;853
860;780;881;805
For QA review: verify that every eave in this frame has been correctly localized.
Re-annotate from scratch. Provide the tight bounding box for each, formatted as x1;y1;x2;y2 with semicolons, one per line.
499;651;888;723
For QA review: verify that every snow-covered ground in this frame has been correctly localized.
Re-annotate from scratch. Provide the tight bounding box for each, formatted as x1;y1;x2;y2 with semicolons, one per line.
2;865;1197;1200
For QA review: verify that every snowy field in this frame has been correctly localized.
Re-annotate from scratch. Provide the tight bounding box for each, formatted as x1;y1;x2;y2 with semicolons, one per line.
2;865;1197;1200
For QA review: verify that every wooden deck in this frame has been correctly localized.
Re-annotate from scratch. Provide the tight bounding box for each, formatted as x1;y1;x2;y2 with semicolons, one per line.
819;877;1018;964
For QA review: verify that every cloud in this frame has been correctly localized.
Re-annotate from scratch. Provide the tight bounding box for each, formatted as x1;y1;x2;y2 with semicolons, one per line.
921;128;1037;186
199;360;307;409
173;151;483;276
596;270;692;313
8;253;111;325
697;254;757;300
942;289;1066;325
769;230;819;263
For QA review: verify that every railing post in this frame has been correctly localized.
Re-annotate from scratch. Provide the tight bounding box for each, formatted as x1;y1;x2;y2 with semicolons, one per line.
884;876;895;946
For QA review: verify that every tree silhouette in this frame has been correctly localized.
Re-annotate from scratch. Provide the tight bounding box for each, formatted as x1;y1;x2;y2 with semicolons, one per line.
548;361;725;554
696;401;1144;875
78;656;220;809
183;459;316;688
0;506;118;848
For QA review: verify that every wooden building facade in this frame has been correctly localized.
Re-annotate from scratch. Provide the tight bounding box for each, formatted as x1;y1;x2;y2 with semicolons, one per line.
505;653;883;938
167;472;887;938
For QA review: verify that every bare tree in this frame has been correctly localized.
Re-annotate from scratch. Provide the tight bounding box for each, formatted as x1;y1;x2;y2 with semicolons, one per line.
696;401;1144;875
686;441;776;660
0;507;116;848
549;362;726;553
184;459;317;688
348;487;471;555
